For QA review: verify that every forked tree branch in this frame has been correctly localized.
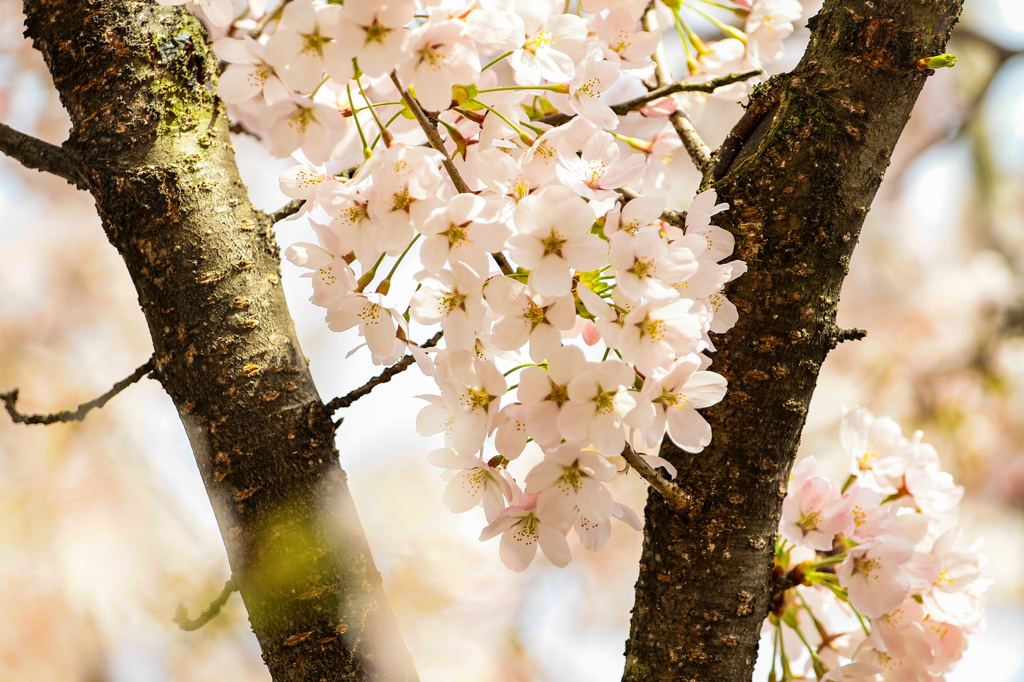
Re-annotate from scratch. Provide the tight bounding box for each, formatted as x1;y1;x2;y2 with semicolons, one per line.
0;122;89;190
1;358;154;425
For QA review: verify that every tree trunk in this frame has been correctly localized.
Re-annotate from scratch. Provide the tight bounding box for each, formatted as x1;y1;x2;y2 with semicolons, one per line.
21;1;417;680
622;0;963;680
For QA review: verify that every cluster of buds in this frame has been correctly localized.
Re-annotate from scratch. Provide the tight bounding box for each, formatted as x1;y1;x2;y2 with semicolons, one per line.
766;408;988;681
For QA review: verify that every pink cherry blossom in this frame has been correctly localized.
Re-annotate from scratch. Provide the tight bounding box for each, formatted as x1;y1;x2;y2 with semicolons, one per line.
837;535;915;618
484;275;576;362
780;474;854;551
479;495;571;572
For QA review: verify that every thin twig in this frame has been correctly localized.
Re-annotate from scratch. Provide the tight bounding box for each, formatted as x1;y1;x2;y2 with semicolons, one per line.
1;358;155;425
173;578;238;632
641;8;713;173
0;122;89;190
268;199;305;225
617;186;687;228
532;70;760;128
249;0;290;40
610;70;763;116
621;446;691;511
326;331;443;418
389;72;514;276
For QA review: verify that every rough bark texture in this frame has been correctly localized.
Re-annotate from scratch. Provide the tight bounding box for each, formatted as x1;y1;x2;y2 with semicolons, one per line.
22;2;417;680
623;1;963;680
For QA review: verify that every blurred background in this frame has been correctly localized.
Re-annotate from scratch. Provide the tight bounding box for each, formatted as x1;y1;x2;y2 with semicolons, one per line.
1;0;1023;679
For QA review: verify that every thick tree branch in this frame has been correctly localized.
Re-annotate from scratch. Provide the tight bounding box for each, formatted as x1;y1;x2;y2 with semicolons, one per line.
1;358;154;425
173;578;238;631
0;121;89;189
22;3;418;680
623;0;964;680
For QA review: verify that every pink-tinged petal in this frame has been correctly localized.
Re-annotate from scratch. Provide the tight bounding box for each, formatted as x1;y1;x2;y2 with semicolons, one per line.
527;325;562;363
614;503;643;531
536;487;577;524
219;65;265;103
537;525;571;567
575;516;612;552
524;461;566;493
483;276;528;315
590;415;626;456
426;447;470;470
479;512;520;541
576;478;614;522
443;469;492;513
666;408;712;453
481;485;508;523
529;258;572;297
684;371;728;408
498;520;540;572
642;454;677;479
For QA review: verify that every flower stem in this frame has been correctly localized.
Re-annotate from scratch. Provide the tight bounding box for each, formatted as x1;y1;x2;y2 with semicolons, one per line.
346;83;371;159
481;51;513;73
356;59;393;147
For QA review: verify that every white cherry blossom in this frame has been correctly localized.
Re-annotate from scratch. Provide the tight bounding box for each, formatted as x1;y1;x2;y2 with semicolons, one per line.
427;447;511;522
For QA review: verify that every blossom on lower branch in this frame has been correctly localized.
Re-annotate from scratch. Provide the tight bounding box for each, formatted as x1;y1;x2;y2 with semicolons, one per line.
767;408;987;682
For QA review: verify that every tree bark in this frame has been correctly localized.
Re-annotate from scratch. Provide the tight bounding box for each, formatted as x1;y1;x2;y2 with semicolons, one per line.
623;0;963;680
21;2;417;680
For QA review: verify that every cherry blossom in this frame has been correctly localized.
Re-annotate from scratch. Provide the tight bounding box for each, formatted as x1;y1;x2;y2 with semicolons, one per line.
479;493;571;572
427;447;511;522
190;15;989;672
635;355;726;452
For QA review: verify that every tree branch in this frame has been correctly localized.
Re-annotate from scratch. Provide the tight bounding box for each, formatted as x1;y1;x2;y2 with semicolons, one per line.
618;186;687;228
610;70;763;116
621;447;690;511
640;7;712;173
267;199;305;225
22;3;419;679
1;358;154;425
173;578;238;631
326;332;443;421
0;122;89;190
390;72;514;276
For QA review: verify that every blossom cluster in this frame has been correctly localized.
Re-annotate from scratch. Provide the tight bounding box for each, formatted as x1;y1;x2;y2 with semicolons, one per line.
766;408;987;682
169;0;806;572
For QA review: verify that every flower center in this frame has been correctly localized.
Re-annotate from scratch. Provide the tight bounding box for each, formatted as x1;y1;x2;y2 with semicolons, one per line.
525;30;554;52
542;230;567;257
302;30;329;56
594;386;616;414
365;19;392;45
